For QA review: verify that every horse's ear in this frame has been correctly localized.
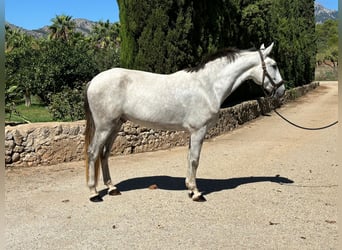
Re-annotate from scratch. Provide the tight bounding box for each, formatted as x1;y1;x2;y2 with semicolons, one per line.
262;42;274;57
260;44;265;50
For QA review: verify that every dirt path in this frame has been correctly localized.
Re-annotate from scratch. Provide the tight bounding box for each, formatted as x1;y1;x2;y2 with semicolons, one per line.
5;82;338;249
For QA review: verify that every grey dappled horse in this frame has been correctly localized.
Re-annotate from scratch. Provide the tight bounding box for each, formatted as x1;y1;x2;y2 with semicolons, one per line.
84;43;285;202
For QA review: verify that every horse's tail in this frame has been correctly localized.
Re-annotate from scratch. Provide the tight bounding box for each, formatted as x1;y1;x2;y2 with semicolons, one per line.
84;82;100;186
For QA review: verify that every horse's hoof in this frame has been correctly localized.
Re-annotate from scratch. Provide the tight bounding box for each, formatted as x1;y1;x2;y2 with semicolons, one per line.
108;188;121;196
188;191;194;199
193;195;206;202
192;193;207;202
188;191;206;202
89;195;103;202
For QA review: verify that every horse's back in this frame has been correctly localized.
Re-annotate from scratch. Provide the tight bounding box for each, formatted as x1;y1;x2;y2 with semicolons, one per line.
88;68;169;93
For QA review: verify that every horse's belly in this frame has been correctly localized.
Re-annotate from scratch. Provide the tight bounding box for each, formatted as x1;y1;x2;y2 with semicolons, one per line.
122;99;188;130
123;114;186;131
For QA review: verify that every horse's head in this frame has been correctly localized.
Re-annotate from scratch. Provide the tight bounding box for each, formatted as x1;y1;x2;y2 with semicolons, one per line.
251;43;285;99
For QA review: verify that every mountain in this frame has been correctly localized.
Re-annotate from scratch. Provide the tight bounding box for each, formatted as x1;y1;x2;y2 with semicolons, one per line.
6;18;99;38
315;2;338;23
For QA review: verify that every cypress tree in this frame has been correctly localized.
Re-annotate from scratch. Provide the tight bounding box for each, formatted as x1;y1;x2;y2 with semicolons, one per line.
118;0;194;73
117;0;240;74
237;0;316;86
118;0;316;85
269;0;316;86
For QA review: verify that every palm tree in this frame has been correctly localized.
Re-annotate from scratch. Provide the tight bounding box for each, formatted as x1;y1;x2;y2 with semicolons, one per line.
5;25;32;52
91;20;120;49
48;14;75;42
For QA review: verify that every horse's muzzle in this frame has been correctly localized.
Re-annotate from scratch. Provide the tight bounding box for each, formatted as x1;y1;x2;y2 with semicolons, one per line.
272;82;285;100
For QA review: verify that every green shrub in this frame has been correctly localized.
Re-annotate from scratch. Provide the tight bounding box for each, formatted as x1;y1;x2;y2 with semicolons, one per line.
48;86;85;121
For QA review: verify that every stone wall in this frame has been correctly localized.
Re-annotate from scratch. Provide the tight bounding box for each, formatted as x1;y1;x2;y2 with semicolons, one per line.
5;82;319;168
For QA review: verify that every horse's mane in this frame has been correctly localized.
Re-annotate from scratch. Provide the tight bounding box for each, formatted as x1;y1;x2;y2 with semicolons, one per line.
185;48;240;73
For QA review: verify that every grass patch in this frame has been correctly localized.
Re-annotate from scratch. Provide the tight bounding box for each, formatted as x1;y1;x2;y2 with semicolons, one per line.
6;97;54;123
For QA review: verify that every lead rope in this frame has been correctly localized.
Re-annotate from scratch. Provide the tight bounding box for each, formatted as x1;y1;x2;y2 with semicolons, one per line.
259;86;338;130
273;108;338;130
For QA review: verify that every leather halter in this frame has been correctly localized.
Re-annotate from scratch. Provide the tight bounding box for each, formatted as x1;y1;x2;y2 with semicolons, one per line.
258;50;284;96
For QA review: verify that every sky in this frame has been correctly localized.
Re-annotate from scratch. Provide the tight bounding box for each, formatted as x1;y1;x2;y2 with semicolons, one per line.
5;0;338;30
316;0;338;10
5;0;120;30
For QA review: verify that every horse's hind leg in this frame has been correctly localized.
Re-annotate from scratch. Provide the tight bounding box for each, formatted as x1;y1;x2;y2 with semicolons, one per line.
186;126;207;202
87;128;112;201
101;121;122;196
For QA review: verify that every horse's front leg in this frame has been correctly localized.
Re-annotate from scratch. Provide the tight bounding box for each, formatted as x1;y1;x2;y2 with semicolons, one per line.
186;126;207;202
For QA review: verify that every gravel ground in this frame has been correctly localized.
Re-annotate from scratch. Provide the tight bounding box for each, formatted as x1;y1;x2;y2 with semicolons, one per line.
5;82;338;250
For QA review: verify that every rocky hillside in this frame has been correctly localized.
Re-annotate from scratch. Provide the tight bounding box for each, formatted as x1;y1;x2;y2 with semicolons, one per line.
315;3;338;23
6;18;99;38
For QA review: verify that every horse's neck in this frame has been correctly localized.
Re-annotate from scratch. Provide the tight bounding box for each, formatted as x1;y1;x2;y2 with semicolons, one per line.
201;52;259;106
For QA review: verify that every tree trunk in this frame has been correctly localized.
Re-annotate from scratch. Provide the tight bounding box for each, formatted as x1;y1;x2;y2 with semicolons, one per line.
24;89;31;107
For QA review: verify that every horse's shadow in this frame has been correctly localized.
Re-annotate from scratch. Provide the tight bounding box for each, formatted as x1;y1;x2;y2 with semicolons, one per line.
98;174;294;198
